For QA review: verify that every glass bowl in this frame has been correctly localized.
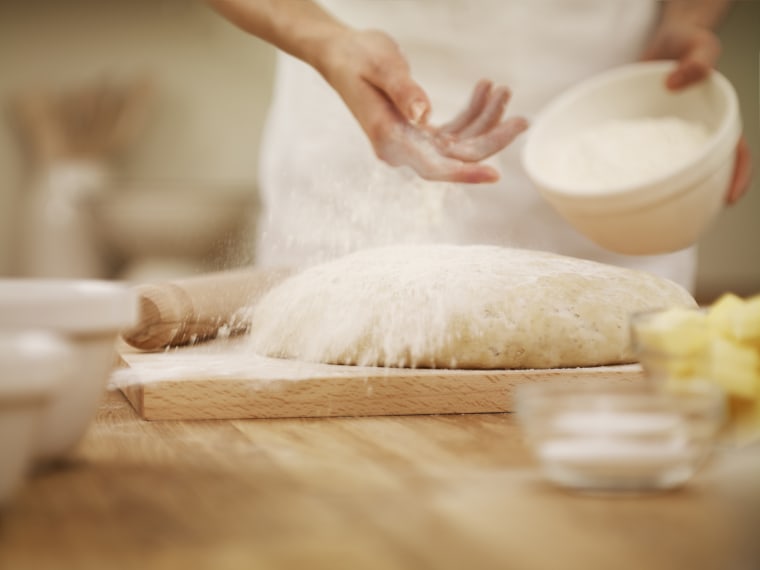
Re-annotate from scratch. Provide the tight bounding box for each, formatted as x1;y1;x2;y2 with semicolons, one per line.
516;380;725;494
630;307;710;385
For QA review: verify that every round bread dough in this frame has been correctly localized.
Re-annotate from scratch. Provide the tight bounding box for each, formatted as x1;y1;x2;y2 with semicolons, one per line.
247;245;696;369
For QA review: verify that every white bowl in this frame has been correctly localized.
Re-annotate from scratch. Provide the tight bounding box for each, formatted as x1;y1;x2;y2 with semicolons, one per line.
521;61;741;255
0;331;72;504
87;187;256;259
0;279;138;460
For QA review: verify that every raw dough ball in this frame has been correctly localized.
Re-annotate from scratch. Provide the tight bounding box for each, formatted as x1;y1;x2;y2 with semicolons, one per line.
247;245;696;369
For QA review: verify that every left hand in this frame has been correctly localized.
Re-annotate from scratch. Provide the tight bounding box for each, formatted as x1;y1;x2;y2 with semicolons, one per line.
317;29;527;184
641;22;751;205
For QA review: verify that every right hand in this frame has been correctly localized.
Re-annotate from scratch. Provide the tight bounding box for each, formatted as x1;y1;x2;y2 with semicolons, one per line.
640;22;752;205
315;29;528;184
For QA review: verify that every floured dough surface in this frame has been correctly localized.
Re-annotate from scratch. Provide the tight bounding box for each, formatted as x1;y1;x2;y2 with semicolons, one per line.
246;245;696;369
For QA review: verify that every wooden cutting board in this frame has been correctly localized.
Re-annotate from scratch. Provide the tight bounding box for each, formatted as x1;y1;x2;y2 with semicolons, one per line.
114;337;645;421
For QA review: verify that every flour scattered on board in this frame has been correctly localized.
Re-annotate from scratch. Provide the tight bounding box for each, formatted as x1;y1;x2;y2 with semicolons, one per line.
544;116;710;192
108;344;408;390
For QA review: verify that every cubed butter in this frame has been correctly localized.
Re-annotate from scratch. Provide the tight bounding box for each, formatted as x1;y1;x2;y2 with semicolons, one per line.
710;336;760;399
707;293;745;339
635;308;709;356
731;295;760;343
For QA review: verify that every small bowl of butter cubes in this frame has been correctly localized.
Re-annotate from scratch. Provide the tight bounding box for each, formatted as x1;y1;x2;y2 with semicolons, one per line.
517;292;759;494
522;60;741;255
631;293;760;446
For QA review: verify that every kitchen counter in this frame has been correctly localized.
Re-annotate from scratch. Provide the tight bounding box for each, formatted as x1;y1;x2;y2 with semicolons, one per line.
1;389;758;570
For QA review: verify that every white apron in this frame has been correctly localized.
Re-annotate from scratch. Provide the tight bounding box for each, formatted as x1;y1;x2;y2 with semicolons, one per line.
256;0;698;291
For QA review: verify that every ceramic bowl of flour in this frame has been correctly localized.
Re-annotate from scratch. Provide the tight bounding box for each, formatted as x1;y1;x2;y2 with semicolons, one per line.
521;61;741;255
0;279;137;460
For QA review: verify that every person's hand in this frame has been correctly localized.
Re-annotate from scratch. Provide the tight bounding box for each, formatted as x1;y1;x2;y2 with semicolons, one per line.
641;21;721;90
727;136;752;205
641;22;751;204
315;29;528;183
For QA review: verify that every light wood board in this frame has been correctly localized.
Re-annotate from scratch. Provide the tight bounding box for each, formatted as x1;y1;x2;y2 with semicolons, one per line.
115;338;645;421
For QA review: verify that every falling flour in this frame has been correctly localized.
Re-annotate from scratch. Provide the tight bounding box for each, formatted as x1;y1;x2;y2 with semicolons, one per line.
261;152;473;267
546;116;710;191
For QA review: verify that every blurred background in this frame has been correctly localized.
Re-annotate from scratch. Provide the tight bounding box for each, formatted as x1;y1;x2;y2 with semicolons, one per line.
0;0;757;300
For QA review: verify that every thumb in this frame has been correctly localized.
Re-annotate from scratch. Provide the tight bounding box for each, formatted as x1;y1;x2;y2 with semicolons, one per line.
376;68;431;124
363;48;431;124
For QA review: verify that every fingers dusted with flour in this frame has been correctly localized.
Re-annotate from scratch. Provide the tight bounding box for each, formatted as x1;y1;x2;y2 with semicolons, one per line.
440;80;494;135
436;84;528;162
366;74;527;183
438;118;528;163
454;84;513;139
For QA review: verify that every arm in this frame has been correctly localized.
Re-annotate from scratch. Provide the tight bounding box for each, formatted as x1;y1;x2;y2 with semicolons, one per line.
206;0;527;184
206;0;351;78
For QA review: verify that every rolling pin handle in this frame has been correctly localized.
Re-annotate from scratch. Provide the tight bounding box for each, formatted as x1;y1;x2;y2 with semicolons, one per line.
120;267;292;351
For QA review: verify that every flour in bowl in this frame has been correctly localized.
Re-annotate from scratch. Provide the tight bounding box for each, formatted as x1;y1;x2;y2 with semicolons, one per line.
547;116;710;192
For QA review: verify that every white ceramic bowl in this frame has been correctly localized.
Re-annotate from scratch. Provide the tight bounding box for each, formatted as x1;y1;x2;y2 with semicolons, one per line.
87;187;256;259
522;61;741;255
0;331;72;504
0;279;138;460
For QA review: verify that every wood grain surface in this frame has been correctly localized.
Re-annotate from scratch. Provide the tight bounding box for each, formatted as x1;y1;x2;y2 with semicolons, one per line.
116;338;644;420
1;389;758;570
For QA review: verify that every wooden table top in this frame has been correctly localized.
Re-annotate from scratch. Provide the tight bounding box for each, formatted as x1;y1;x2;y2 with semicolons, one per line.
1;389;758;570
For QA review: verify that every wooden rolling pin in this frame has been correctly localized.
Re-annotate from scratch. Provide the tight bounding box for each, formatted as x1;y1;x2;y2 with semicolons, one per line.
121;266;294;351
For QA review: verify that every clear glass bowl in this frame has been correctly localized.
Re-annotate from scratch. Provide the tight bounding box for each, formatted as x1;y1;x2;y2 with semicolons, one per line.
629;307;710;386
516;380;725;494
